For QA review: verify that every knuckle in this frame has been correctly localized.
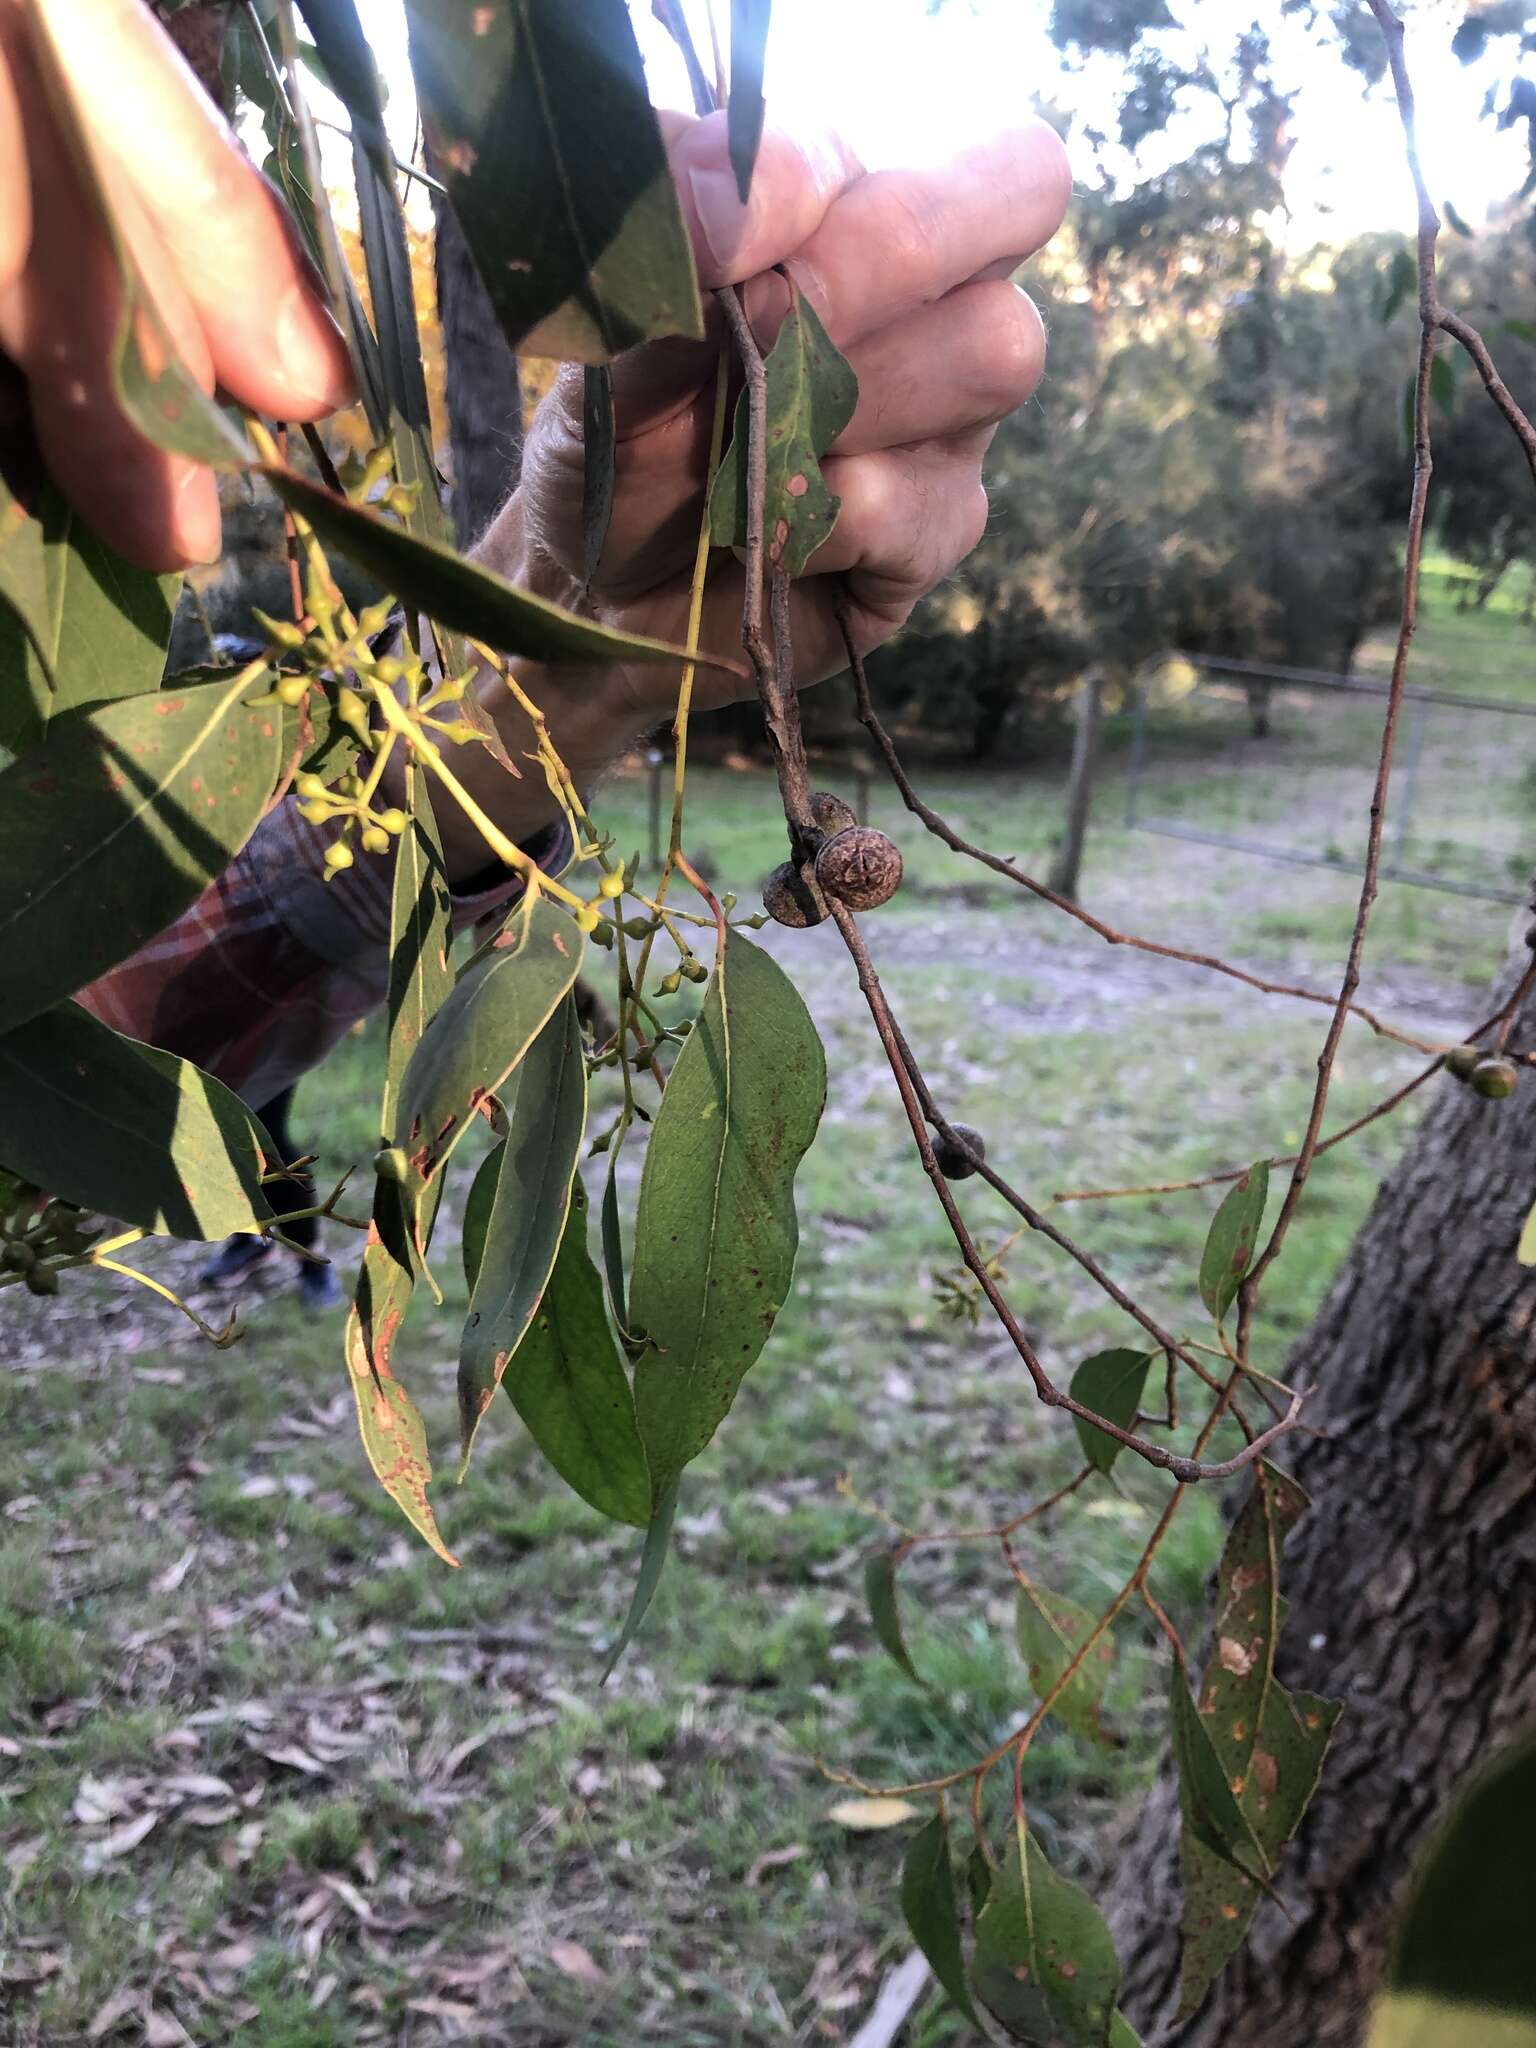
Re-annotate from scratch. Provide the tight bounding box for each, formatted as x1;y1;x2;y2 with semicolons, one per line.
972;281;1047;415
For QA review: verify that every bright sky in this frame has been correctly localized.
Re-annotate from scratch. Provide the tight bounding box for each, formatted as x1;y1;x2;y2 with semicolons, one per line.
349;0;1532;251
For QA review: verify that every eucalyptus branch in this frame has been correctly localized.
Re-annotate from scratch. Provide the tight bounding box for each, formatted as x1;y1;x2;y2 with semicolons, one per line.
834;598;1444;1059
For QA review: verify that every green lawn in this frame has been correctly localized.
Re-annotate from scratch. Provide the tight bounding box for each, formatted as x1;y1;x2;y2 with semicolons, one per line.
1;577;1531;2044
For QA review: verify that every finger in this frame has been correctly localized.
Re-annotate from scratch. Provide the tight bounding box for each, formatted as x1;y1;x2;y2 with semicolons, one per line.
0;36;221;570
0;19;29;295
832;281;1046;458
806;432;994;625
665;110;864;289
41;0;352;419
779;121;1071;354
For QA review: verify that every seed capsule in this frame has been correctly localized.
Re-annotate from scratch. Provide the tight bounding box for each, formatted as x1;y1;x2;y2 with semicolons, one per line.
1470;1056;1519;1099
933;1123;987;1180
762;861;828;928
815;826;903;910
1444;1045;1484;1082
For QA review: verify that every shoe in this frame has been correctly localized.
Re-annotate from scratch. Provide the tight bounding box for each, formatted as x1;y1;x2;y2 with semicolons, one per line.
296;1259;343;1310
200;1235;277;1288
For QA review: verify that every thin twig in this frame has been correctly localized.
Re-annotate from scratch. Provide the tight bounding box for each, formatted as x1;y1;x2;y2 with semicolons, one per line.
834;599;1443;1058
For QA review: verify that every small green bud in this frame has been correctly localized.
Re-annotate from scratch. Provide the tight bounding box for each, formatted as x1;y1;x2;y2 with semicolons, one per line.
1444;1045;1484;1082
23;1264;58;1296
588;918;615;949
295;772;328;802
377;808;408;836
623;917;654;939
657;968;683;996
2;1241;36;1273
681;958;708;984
575;904;601;934
323;840;354;873
275;674;310;708
599;869;625;900
1470;1057;1519;1100
374;1145;410;1183
373;655;404;686
252;608;307;650
360;826;391;855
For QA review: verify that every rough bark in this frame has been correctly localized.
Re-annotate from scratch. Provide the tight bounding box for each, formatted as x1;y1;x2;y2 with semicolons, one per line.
1108;950;1536;2044
431;182;522;548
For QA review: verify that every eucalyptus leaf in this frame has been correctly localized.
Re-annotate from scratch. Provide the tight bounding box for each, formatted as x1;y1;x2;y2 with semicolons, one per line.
0;670;283;1037
458;995;588;1466
602;1479;680;1681
345;1222;456;1565
1169;1662;1266;1883
1177;1465;1341;2017
496;1182;651;1525
1070;1348;1153;1477
297;0;453;549
709;277;859;576
581;366;617;593
404;0;703;362
1198;1162;1268;1322
1015;1578;1114;1746
630;931;826;1500
394;894;583;1201
864;1551;922;1684
728;0;772;202
1386;1733;1536;2020
1379;245;1417;325
0;463;179;754
461;1140;503;1294
0;1002;274;1241
263;466;733;671
972;1820;1124;2045
902;1814;981;2027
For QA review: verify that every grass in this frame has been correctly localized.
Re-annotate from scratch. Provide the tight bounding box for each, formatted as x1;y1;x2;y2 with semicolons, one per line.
0;576;1531;2043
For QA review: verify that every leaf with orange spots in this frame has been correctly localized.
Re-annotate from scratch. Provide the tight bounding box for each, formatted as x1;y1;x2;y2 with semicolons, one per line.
1015;1577;1116;1748
972;1818;1129;2045
1176;1464;1342;2017
345;1229;457;1565
1198;1161;1268;1322
708;275;859;577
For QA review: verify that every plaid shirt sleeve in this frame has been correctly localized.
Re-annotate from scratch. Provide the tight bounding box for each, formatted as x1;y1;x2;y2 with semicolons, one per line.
75;797;571;1108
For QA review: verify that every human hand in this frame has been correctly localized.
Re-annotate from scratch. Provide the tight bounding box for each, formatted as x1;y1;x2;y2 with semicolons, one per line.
506;109;1071;715
0;0;352;572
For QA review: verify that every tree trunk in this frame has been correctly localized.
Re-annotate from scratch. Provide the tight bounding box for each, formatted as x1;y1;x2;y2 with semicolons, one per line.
431;183;522;547
1108;949;1536;2045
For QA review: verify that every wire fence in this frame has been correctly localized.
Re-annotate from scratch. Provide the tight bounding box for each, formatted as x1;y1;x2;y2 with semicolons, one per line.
1123;653;1536;907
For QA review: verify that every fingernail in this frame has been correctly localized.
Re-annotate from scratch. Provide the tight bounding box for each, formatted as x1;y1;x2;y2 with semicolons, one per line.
276;284;356;414
688;164;748;278
174;465;222;566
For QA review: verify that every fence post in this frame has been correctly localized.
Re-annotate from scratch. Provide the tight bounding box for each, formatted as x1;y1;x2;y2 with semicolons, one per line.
1049;669;1105;902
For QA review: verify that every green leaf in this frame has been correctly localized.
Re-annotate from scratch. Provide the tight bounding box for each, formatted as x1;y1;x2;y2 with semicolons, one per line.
394;894;584;1205
1109;2013;1144;2047
600;1159;629;1328
0;464;179;754
1198;1162;1267;1322
1015;1578;1114;1746
1169;1661;1266;1898
1442;198;1475;237
262;465;733;672
630;931;826;1500
601;1478;680;1681
1177;1465;1341;2017
345;1226;457;1565
1386;1732;1536;2020
709;276;859;575
1070;1348;1153;1476
403;0;703;363
864;1551;922;1684
495;1182;651;1525
1518;1196;1536;1266
1430;351;1457;415
345;770;456;1562
297;0;453;551
581;366;616;593
461;1140;503;1293
0;1002;273;1240
972;1820;1123;2045
1503;318;1536;345
902;1814;981;2028
0;671;282;1037
728;0;772;202
458;995;588;1466
1379;245;1417;325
